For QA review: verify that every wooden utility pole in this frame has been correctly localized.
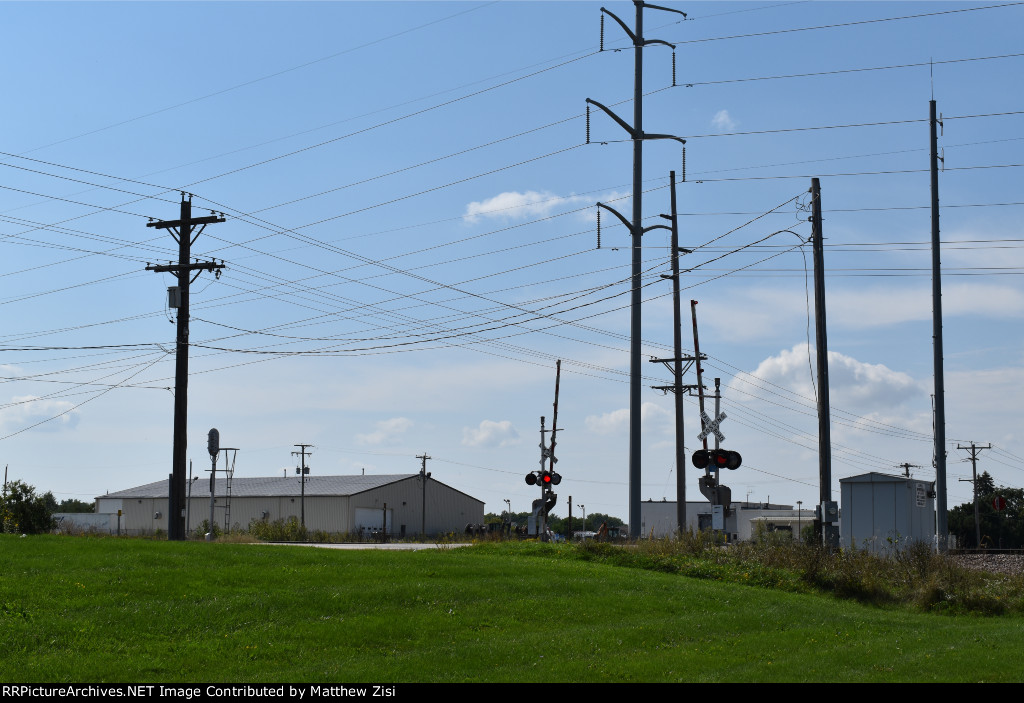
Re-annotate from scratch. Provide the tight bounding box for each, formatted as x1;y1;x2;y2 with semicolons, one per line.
292;444;313;528
958;443;991;548
650;170;701;535
930;99;950;551
810;178;838;548
146;194;225;541
417;453;431;537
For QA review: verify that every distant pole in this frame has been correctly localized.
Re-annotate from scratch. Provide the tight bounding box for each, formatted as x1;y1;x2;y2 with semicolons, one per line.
930;99;950;551
567;495;573;541
810;178;838;548
292;444;313;529
958;443;991;548
417;453;431;537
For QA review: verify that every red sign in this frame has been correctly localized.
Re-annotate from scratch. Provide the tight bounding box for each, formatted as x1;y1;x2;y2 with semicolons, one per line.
993;496;1007;511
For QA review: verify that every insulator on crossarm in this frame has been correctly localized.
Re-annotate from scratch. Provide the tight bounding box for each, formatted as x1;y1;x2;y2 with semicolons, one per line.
596;208;601;249
600;14;605;51
586;104;591;144
681;147;686;182
672;51;677;86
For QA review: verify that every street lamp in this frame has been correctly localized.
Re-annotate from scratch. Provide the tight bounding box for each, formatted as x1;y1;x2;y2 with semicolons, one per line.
577;504;586;538
797;500;803;543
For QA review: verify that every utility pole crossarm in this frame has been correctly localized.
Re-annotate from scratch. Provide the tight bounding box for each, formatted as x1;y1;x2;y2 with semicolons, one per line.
651;384;701;393
585;98;637;138
642;224;671;234
642;39;675;50
643;133;687;145
146;214;226;229
600;7;637;44
596;202;635;233
641;2;687;18
145;261;225;273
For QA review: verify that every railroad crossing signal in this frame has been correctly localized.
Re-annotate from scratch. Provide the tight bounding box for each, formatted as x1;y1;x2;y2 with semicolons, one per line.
525;470;561;486
692;449;742;471
697;410;726;443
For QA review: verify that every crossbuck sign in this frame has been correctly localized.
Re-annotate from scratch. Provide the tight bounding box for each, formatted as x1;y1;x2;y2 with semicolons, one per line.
698;410;727;443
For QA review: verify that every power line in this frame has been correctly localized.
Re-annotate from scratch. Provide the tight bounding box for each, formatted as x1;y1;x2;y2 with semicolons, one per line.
18;2;502;155
667;2;1024;46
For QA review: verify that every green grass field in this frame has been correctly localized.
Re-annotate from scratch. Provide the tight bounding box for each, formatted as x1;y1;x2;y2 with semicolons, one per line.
2;535;1022;683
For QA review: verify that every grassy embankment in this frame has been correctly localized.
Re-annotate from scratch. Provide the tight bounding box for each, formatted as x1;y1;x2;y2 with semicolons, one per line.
2;535;1022;682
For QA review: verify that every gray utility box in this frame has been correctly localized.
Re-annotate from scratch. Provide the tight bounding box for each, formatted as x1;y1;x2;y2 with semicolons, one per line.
839;472;936;553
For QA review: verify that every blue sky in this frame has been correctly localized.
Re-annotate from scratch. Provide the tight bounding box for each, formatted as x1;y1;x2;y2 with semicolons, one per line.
2;1;1023;523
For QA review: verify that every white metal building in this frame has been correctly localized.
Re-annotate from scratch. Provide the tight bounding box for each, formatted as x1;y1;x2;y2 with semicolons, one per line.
640;498;812;541
839;472;936;552
96;474;485;537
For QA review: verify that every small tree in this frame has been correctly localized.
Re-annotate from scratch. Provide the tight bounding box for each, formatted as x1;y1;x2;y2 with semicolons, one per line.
1;480;57;534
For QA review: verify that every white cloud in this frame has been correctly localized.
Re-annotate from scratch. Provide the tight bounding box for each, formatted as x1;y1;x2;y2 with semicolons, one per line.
0;396;80;434
738;344;925;410
463;190;576;223
355;417;414;446
711;109;737;132
585;402;671;435
461;419;521;448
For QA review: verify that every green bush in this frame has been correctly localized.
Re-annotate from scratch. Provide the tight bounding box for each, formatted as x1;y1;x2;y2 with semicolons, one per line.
247;516;307;542
192;519;222;540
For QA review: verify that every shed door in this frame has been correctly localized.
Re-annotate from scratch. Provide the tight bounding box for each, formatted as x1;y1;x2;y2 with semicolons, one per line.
354;508;392;531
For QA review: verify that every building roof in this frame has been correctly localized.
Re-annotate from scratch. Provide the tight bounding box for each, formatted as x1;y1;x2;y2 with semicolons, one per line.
839;472;926;484
101;474;423;500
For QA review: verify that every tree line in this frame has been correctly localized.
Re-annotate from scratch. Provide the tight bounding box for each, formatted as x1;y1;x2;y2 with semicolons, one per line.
948;471;1024;549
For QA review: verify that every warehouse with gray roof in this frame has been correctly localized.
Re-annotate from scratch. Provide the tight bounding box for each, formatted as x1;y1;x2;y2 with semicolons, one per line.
96;474;484;537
